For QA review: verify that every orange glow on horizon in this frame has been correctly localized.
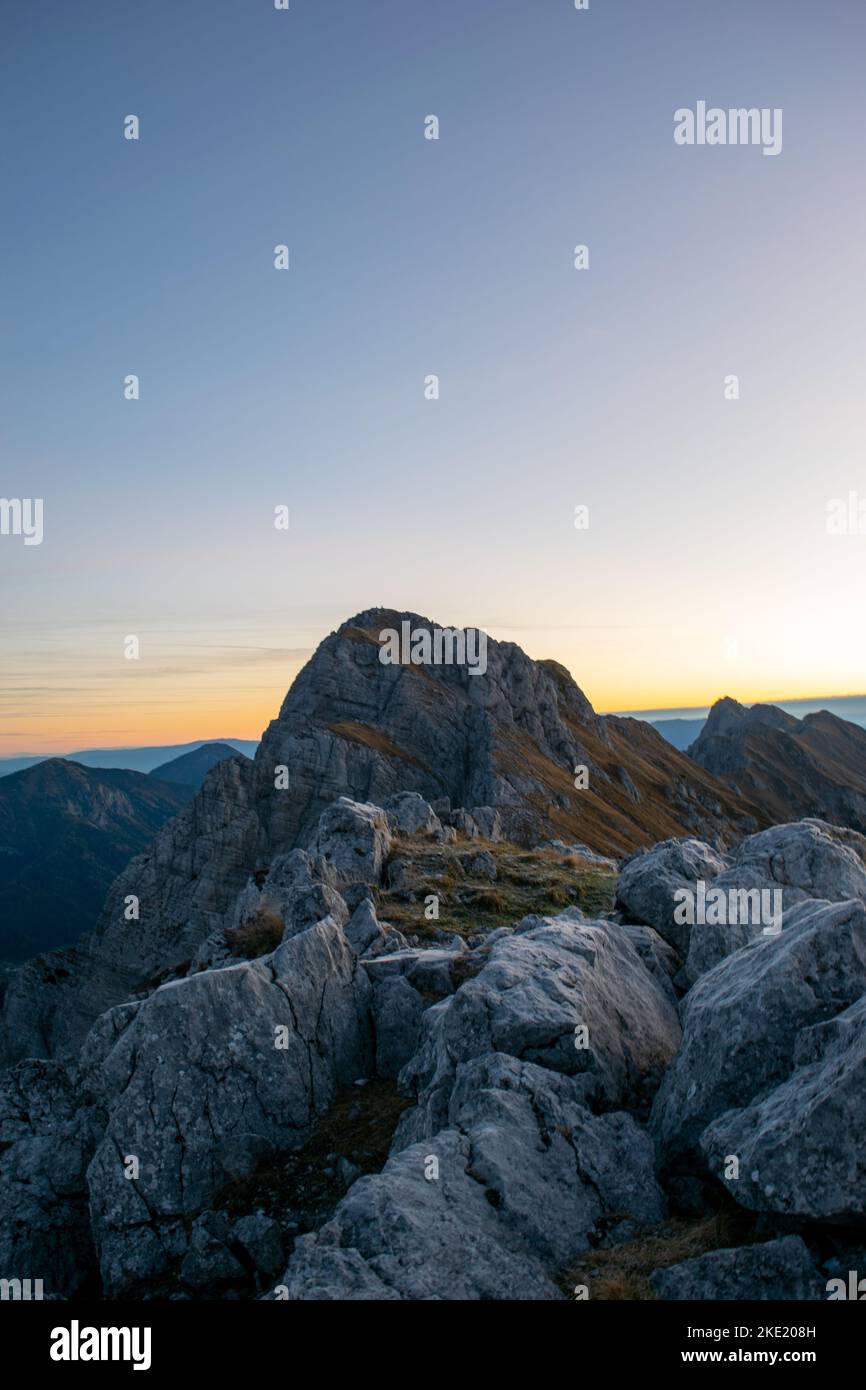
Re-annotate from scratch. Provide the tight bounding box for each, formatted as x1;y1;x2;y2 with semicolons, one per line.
4;666;865;758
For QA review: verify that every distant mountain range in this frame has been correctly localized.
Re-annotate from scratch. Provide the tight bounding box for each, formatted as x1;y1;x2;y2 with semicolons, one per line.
632;695;866;751
0;738;259;779
0;760;193;961
646;718;706;750
689;696;866;833
150;742;243;786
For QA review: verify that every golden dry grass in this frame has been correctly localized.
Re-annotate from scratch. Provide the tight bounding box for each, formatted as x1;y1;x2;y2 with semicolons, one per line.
327;719;429;770
225;904;285;958
560;1208;758;1301
377;837;616;940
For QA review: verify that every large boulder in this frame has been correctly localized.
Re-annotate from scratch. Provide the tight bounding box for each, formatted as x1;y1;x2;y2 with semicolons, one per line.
277;1053;664;1301
383;792;442;838
615;838;730;957
307;798;392;888
244;849;348;942
703;992;866;1224
717;819;866;905
651;898;866;1171
651;1236;820;1301
682;819;866;984
191;850;349;970
396;911;681;1145
363;941;473;1001
82;918;372;1295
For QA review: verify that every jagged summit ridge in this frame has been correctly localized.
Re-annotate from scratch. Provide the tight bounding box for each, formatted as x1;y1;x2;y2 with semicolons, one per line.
690;694;866;831
257;608;756;853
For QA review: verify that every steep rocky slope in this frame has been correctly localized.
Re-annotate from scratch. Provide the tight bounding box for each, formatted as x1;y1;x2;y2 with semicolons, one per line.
689;696;866;832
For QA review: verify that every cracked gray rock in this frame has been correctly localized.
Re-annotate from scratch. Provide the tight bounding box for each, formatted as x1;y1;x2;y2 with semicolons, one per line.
277;1053;664;1301
307;798;393;889
615;837;730;958
82;917;372;1296
383;792;442;838
344;897;383;956
362;944;473;1000
615;819;866;989
371;976;425;1079
0;1059;102;1298
682;819;866;985
180;1212;247;1293
703;991;866;1223
230;1212;286;1284
395;911;682;1146
651;897;866;1174
651;1235;820;1301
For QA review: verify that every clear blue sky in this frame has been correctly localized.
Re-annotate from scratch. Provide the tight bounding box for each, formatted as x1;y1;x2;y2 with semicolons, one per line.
2;0;865;750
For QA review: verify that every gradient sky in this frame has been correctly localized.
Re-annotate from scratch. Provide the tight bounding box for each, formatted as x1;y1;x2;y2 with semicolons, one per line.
2;0;865;754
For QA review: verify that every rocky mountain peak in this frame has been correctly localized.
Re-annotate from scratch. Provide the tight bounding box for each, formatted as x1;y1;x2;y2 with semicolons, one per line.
699;697;799;742
256;608;605;853
0;610;763;1064
690;696;866;834
699;696;748;737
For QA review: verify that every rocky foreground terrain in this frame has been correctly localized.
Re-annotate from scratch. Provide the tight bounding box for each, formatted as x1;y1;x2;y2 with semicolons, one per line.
1;612;864;1302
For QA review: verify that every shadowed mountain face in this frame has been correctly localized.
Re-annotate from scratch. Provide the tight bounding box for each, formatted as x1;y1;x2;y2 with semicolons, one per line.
150;742;244;787
0;760;192;961
0;610;765;1062
688;697;866;833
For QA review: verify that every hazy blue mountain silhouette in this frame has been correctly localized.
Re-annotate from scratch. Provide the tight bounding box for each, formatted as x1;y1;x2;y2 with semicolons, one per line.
150;742;248;787
0;738;259;779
